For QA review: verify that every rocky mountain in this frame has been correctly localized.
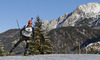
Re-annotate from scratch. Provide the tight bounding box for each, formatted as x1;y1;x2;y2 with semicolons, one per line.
92;18;100;26
42;2;100;31
85;41;100;54
0;29;25;55
42;19;58;32
48;26;100;53
0;26;100;54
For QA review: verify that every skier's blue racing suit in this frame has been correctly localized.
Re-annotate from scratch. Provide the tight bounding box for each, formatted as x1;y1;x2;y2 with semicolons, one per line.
10;25;34;54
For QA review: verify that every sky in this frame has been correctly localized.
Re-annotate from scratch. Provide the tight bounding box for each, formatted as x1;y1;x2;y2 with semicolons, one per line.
0;0;100;33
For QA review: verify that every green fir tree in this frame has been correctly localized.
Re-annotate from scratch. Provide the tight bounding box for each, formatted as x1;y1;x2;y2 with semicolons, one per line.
0;42;4;56
28;16;53;55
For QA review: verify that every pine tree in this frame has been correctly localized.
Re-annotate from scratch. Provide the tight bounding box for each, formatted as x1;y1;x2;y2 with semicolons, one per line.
28;16;53;55
0;41;4;56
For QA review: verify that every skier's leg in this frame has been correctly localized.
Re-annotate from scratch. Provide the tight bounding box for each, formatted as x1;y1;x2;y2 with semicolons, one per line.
10;38;24;53
24;40;29;55
24;40;29;51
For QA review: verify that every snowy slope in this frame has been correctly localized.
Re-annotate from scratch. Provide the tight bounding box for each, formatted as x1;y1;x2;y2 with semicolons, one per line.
0;54;100;60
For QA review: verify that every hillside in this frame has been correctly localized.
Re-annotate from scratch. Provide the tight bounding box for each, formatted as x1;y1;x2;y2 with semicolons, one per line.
48;26;100;53
0;26;100;55
0;29;25;55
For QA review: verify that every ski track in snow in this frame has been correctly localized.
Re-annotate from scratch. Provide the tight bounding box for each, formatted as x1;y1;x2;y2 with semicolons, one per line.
0;54;100;60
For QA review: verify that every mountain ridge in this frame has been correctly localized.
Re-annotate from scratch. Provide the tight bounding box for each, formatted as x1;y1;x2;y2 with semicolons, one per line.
42;2;100;31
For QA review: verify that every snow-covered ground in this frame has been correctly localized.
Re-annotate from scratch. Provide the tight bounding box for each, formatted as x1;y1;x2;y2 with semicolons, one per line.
0;54;100;60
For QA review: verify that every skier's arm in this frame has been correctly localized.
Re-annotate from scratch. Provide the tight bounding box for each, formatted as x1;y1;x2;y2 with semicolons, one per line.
20;25;26;36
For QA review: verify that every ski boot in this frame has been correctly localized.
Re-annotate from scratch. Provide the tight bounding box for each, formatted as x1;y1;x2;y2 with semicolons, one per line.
37;46;41;51
24;48;28;56
9;47;15;53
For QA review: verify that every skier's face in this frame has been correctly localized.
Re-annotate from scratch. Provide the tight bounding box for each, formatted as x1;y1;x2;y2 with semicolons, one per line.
28;23;32;27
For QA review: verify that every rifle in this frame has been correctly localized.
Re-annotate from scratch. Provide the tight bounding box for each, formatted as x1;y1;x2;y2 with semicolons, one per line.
16;19;20;30
31;17;34;26
31;17;33;21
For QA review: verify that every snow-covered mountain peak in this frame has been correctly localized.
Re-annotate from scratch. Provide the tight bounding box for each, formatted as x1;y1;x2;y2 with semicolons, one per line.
42;2;100;31
60;2;100;27
77;2;100;14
